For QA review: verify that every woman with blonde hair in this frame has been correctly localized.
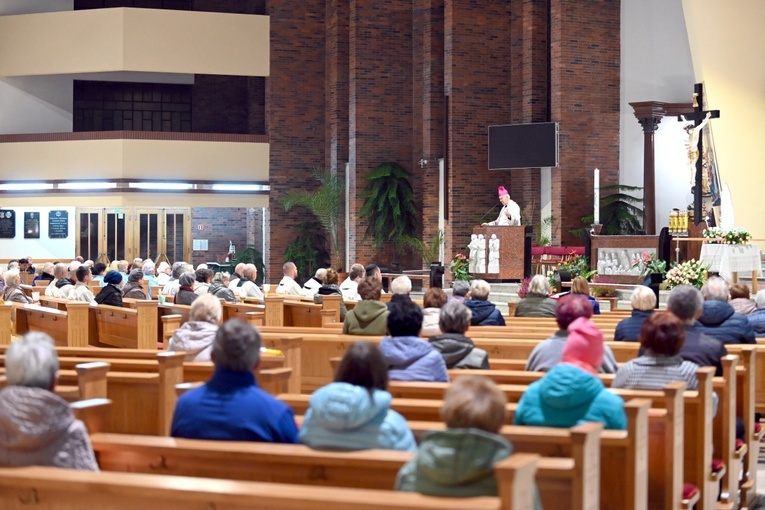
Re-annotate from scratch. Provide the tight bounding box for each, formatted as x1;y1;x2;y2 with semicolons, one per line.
571;276;600;315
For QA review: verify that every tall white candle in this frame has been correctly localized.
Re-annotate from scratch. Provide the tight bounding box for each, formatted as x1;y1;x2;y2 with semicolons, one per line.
593;168;600;225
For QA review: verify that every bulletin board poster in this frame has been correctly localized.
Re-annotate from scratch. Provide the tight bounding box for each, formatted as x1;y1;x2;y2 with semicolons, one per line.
0;210;15;239
48;210;69;239
24;212;40;239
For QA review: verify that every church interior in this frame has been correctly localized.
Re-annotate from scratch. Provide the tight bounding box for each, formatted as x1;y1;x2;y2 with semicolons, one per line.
0;0;764;508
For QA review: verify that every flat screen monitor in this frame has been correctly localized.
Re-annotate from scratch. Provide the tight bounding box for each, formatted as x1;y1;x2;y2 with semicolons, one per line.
488;122;559;169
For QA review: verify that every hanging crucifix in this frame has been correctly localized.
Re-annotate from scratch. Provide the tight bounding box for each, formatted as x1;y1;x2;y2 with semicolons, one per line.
677;83;720;225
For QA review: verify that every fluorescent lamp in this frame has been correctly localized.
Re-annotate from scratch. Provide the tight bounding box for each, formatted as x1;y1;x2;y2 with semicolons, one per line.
58;181;117;190
128;182;193;191
0;183;53;191
211;183;270;192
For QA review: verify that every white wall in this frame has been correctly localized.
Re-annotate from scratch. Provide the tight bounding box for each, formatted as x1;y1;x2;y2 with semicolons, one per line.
620;0;696;231
0;206;75;259
682;0;765;246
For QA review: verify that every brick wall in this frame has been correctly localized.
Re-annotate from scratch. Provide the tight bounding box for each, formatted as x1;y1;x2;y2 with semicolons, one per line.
190;207;265;269
550;0;620;245
266;0;327;279
259;0;621;273
414;0;445;267
444;0;514;260
348;0;414;266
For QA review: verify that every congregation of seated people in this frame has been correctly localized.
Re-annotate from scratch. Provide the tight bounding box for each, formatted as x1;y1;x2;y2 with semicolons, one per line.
1;254;763;509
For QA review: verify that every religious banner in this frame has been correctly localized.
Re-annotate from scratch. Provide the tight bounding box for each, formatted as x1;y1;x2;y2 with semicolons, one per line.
0;210;15;239
48;210;69;239
24;212;40;239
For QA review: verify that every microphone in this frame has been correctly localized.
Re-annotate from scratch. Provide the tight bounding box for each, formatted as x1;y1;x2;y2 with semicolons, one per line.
480;202;501;222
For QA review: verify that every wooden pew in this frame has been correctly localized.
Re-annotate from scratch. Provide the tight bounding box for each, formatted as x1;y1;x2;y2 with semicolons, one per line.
91;426;591;510
0;343;294;396
13;302;92;347
54;351;184;436
92;301;159;349
264;294;337;327
0;303;13;345
0;461;538;510
221;301;265;328
0;361;110;403
732;346;761;507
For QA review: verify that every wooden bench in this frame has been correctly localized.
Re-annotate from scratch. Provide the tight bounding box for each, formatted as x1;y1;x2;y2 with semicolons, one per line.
0;461;538;510
35;296;160;349
90;431;580;509
52;351;185;436
13;302;91;347
264;294;337;327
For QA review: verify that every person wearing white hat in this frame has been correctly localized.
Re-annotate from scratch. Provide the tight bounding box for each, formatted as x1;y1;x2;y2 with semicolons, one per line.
482;186;521;226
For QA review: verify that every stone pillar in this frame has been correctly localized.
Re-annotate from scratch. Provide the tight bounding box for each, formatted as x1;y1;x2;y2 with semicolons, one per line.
635;114;661;235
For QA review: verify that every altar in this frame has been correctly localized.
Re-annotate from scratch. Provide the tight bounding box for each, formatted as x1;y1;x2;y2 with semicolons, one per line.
700;244;762;292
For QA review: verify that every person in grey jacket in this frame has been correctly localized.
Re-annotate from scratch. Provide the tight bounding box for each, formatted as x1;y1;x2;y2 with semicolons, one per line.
168;295;221;361
525;294;619;373
0;332;98;470
209;272;237;302
429;301;489;369
515;275;557;318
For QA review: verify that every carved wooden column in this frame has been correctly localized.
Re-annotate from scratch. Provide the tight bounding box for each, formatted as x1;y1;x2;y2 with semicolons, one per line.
629;101;693;236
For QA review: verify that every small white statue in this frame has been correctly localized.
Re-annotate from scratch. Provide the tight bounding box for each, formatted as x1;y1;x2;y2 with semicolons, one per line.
467;234;479;273
475;234;487;274
487;234;500;273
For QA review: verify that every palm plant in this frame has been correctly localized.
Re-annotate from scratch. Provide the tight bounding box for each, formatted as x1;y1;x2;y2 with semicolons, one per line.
359;162;418;254
572;184;644;236
403;229;444;266
284;221;331;282
283;167;344;269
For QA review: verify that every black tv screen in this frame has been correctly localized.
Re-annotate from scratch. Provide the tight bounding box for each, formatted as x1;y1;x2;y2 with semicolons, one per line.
488;122;559;169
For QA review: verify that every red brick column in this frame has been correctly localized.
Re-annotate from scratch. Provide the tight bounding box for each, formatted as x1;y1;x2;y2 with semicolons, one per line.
266;0;327;280
550;0;620;245
413;0;445;266
348;0;413;266
444;0;513;261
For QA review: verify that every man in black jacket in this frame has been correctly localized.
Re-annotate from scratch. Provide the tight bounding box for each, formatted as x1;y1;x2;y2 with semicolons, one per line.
664;284;727;376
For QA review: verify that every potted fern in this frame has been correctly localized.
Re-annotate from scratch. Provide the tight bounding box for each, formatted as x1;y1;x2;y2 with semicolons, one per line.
359;162;418;257
283;167;344;270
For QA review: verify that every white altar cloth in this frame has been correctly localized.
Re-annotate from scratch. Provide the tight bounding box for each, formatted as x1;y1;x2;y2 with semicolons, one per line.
699;244;762;282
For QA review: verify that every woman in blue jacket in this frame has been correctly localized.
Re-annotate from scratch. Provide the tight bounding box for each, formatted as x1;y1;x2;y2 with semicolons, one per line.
298;341;417;451
514;317;626;430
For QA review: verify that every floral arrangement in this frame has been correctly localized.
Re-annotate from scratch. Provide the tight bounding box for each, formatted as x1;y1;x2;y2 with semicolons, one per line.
517;277;531;298
557;255;597;280
547;270;558;293
703;227;752;245
630;251;667;277
449;253;472;281
664;259;708;290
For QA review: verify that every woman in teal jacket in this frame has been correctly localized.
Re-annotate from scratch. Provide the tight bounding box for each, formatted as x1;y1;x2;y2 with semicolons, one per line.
514;317;627;430
298;341;416;451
